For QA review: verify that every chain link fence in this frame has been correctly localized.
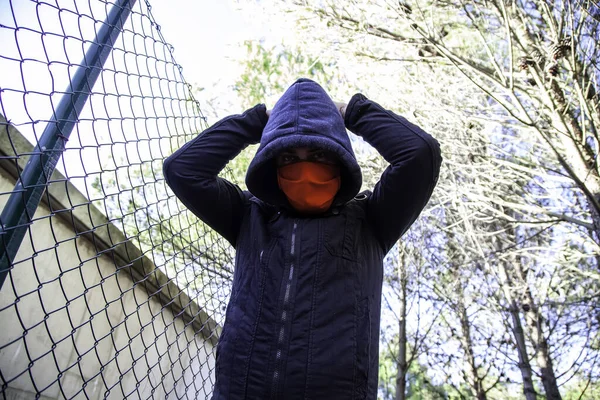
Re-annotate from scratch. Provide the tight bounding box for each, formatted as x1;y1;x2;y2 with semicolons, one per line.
0;1;231;398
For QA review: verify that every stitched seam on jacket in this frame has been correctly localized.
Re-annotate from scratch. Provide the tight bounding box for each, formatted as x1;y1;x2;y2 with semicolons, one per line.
269;219;299;399
226;328;238;398
353;298;370;400
343;208;357;260
242;239;273;399
366;298;372;399
352;294;358;400
303;219;322;400
231;187;249;249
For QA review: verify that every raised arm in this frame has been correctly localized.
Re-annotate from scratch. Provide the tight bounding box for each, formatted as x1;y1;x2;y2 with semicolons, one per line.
344;94;442;254
163;104;268;247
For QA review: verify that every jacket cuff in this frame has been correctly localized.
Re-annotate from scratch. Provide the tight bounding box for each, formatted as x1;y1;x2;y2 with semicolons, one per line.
253;103;269;126
237;103;269;144
343;93;368;132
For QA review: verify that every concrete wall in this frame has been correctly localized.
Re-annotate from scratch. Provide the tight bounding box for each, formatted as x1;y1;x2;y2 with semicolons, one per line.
0;117;219;399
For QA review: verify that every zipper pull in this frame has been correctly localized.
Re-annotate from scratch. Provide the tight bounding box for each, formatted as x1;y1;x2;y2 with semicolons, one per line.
270;209;282;222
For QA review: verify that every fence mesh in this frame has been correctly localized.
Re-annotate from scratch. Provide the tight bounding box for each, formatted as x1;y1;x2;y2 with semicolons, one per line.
0;1;230;398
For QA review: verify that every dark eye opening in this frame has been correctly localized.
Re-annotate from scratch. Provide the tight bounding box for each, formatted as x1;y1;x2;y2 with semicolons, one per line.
276;149;339;167
277;154;298;166
283;154;298;163
309;150;337;165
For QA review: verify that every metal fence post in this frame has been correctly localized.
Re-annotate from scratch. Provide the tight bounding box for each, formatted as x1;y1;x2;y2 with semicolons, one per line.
0;0;137;289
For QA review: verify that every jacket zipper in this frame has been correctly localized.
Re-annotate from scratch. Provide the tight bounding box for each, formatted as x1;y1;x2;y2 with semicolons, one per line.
271;220;298;397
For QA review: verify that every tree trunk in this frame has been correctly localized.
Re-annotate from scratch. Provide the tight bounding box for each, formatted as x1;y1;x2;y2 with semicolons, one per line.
497;261;538;400
456;294;487;400
513;260;563;400
522;299;562;400
446;231;487;400
395;248;408;400
509;306;539;400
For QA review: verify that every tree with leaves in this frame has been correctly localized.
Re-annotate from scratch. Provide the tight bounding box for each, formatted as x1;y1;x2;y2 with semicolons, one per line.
235;0;600;397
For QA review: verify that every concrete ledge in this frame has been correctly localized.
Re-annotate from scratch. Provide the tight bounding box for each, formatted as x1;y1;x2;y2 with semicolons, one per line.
0;115;221;346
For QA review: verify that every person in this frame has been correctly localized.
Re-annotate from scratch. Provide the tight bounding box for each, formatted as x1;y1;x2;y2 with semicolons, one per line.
163;78;441;399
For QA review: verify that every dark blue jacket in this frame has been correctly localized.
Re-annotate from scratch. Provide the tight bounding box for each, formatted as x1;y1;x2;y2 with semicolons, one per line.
163;79;441;399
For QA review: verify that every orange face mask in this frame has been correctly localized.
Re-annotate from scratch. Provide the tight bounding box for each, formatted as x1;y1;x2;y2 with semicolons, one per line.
277;161;341;214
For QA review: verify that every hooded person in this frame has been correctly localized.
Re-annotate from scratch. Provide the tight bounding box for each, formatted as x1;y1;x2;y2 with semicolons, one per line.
163;78;442;399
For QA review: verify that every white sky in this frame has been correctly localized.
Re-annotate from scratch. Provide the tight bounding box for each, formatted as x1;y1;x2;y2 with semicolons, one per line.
150;0;251;87
150;0;295;117
0;0;291;190
0;0;291;126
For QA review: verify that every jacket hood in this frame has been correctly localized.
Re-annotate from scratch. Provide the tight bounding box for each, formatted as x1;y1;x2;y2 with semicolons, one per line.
246;78;362;207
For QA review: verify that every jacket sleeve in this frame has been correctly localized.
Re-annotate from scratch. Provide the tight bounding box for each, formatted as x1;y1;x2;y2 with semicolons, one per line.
162;104;268;248
344;94;442;254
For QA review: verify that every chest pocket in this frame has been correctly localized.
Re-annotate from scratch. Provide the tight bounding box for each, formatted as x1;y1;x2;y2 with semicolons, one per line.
324;199;366;262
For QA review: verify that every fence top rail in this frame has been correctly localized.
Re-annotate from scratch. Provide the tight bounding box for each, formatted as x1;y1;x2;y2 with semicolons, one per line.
0;114;221;346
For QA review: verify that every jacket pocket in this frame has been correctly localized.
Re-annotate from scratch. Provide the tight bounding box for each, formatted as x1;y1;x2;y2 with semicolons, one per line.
324;211;360;262
354;297;371;399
